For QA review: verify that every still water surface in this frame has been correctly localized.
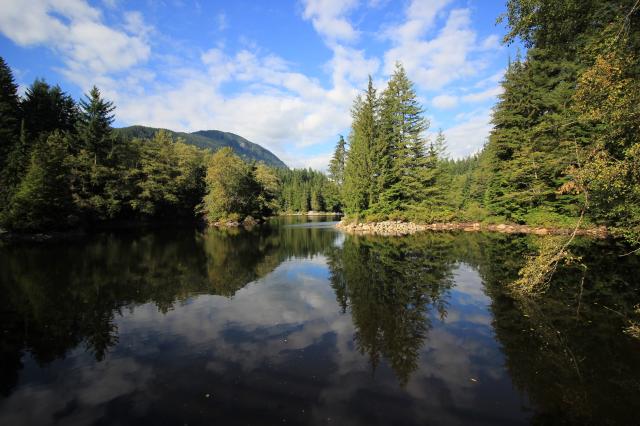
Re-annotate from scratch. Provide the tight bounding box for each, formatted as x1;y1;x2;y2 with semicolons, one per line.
1;217;639;425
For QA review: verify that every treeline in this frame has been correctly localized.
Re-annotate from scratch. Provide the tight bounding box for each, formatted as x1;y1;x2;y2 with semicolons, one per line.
276;168;340;213
480;0;639;243
0;59;341;232
0;61;211;231
330;0;640;244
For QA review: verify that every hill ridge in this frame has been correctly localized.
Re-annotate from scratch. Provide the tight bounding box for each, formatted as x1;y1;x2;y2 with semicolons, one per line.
114;125;287;168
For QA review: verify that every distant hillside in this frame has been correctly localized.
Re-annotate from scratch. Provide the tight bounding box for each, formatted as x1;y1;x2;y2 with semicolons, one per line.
113;125;287;168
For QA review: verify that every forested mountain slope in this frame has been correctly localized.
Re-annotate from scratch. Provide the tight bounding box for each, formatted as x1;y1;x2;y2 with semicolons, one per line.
114;125;287;168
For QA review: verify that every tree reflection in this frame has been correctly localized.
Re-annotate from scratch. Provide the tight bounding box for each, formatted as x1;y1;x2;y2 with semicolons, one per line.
475;237;640;426
1;225;639;425
0;223;338;395
327;233;455;385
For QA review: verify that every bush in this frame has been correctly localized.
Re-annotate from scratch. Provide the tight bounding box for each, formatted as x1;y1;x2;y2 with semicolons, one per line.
523;208;585;228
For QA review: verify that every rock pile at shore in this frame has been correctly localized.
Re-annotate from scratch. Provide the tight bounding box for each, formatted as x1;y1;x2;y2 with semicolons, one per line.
335;220;608;237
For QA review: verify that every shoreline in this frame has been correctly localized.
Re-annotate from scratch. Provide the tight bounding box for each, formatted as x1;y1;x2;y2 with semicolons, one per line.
335;220;608;237
278;211;343;216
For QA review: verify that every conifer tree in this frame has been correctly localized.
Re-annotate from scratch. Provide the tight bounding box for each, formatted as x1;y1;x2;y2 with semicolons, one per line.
343;77;378;214
21;80;77;137
4;131;74;231
328;135;346;187
377;63;429;212
0;120;29;207
430;129;448;160
77;86;115;165
0;56;20;169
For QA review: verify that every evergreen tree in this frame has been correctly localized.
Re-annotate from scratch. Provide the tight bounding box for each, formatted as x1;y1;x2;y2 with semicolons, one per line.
377;63;430;212
343;77;378;214
328;135;346;187
483;48;587;222
0;120;29;207
430;129;448;160
0;56;20;169
132;130;181;216
21;80;77;137
3;131;75;231
77;86;115;165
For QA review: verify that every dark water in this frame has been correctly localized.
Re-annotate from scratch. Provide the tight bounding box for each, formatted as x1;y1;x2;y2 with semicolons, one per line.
1;217;639;426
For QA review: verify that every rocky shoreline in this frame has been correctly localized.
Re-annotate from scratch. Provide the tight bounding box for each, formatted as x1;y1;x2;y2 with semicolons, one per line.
335;220;608;237
279;211;343;216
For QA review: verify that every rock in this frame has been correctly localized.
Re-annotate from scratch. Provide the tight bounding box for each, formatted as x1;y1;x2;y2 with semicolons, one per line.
243;215;258;226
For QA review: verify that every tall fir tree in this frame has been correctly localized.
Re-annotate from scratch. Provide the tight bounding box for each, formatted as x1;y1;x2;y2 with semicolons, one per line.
343;77;378;215
77;86;115;165
328;135;346;187
0;57;22;211
376;63;429;212
0;56;20;170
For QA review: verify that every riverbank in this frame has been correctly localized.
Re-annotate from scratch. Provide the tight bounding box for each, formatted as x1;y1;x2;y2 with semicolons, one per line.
278;211;343;216
336;220;608;237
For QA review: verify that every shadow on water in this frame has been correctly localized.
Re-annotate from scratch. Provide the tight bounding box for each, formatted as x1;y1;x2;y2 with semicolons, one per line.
0;219;639;425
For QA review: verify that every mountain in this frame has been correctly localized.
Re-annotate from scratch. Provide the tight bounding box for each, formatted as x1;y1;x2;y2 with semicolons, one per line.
113;125;288;168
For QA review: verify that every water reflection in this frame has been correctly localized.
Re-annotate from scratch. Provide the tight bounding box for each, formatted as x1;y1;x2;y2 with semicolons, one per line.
327;234;455;385
0;220;639;425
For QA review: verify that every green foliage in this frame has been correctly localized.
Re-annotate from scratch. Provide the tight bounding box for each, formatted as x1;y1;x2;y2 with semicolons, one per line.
342;67;453;221
200;147;260;222
328;135;346;187
21;79;78;138
376;63;430;212
343;77;378;214
254;163;281;215
132;130;206;217
2;132;75;231
276;168;338;213
0;56;20;170
113;125;287;168
199;147;281;222
77;86;115;165
327;233;454;385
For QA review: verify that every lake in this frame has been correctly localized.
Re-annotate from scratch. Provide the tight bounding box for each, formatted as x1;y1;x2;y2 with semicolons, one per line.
1;217;639;425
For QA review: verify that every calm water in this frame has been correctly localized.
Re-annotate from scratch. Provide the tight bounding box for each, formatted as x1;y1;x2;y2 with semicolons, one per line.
1;217;639;425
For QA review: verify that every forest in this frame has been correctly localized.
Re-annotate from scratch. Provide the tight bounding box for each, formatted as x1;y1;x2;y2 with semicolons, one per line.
0;63;339;232
1;0;639;245
331;0;640;247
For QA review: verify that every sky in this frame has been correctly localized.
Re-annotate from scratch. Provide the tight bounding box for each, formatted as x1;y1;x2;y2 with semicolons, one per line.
0;0;518;169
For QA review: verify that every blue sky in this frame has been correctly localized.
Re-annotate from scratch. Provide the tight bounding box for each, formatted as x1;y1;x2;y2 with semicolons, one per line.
0;0;518;169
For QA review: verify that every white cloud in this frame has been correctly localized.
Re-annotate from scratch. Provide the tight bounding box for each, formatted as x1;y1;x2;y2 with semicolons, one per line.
385;8;478;90
443;109;493;159
474;70;504;88
0;0;150;88
385;0;451;43
480;34;500;50
432;94;458;109
0;0;508;169
383;2;497;91
123;11;153;39
113;46;354;167
462;85;503;103
301;0;359;42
